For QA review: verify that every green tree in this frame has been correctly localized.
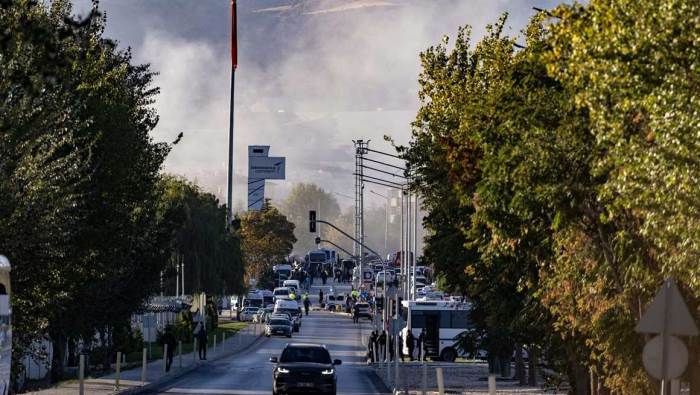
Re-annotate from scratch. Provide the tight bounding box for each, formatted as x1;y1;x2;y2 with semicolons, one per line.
279;183;340;255
541;0;700;392
240;202;297;286
158;176;245;296
0;0;177;381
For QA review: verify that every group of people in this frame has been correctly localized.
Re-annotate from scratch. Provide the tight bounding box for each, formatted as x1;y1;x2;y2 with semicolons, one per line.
159;321;210;373
367;328;427;363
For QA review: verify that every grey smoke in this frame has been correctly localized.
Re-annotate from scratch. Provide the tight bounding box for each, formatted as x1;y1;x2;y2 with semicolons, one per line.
70;0;564;209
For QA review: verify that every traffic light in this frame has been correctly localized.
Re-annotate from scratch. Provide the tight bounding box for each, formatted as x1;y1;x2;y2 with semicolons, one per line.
315;236;321;245
309;210;316;233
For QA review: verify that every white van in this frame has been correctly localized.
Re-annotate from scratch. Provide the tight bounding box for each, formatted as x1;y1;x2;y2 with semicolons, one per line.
283;279;300;293
273;287;291;301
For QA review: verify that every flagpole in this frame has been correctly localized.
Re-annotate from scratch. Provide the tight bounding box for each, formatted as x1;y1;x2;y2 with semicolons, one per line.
227;0;238;227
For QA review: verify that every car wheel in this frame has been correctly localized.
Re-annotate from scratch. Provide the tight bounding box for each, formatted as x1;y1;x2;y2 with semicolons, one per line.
440;347;457;363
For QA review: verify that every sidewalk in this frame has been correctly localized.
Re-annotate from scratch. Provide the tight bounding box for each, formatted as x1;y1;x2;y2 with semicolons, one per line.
372;361;567;395
24;321;265;395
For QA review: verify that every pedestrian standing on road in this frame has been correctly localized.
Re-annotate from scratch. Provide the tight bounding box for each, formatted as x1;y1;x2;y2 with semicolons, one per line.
318;289;324;306
389;335;395;361
398;332;404;362
161;326;177;372
378;330;387;361
417;328;426;361
352;303;360;324
195;322;207;360
368;330;378;363
321;270;328;285
406;329;415;361
303;297;310;316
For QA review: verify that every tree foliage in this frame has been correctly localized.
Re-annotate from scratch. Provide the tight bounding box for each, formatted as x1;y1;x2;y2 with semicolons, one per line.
404;1;700;393
0;0;244;385
240;202;296;285
279;183;340;255
158;176;245;296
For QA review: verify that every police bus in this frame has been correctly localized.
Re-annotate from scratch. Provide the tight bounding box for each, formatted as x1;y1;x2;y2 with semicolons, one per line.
400;300;472;362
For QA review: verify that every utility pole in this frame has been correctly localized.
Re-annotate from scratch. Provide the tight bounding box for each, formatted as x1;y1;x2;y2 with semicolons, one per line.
226;0;238;227
354;140;369;282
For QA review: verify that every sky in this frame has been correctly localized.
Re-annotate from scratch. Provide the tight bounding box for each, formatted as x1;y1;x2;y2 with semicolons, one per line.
70;0;565;210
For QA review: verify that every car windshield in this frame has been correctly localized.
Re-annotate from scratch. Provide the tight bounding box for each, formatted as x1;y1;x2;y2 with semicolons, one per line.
280;347;331;364
269;319;289;326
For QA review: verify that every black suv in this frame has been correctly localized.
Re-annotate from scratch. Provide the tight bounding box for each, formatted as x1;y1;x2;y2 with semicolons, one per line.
270;343;341;395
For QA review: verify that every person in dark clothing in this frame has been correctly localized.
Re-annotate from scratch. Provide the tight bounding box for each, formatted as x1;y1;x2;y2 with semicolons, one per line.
378;331;387;361
417;328;426;361
398;333;404;362
367;330;378;362
161;326;177;372
389;335;395;361
321;270;327;285
318;289;324;306
195;322;207;360
406;330;415;361
352;303;360;324
303;297;310;316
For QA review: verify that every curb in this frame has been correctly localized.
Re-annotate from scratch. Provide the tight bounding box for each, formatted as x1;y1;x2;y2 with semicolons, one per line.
116;331;266;395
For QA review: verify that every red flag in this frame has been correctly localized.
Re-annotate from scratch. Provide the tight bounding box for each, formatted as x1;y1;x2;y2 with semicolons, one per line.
231;0;238;69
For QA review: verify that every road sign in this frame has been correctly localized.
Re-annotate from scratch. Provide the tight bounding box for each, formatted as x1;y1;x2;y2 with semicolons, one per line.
247;146;286;211
249;156;285;179
636;278;698;382
635;278;699;336
642;335;688;380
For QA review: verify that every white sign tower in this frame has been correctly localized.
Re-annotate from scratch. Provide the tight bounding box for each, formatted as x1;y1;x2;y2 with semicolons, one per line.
247;146;286;211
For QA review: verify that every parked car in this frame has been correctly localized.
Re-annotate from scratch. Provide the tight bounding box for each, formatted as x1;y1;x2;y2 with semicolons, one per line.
273;287;292;301
270;343;341;395
255;307;273;323
240;307;261;321
265;317;293;338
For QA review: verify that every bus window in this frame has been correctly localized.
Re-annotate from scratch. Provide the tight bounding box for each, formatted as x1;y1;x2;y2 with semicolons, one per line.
411;311;426;327
451;310;470;328
440;311;451;328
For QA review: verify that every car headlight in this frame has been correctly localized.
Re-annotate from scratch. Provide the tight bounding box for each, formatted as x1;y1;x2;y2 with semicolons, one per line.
277;367;290;374
321;369;334;375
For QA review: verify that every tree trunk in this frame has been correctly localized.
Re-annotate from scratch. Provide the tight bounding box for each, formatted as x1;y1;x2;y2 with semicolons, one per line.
67;339;76;367
500;355;511;378
514;343;526;385
527;346;538;386
566;358;590;395
50;333;66;383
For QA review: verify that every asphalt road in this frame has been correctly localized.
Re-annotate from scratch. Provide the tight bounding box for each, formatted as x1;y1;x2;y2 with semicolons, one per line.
150;283;387;395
